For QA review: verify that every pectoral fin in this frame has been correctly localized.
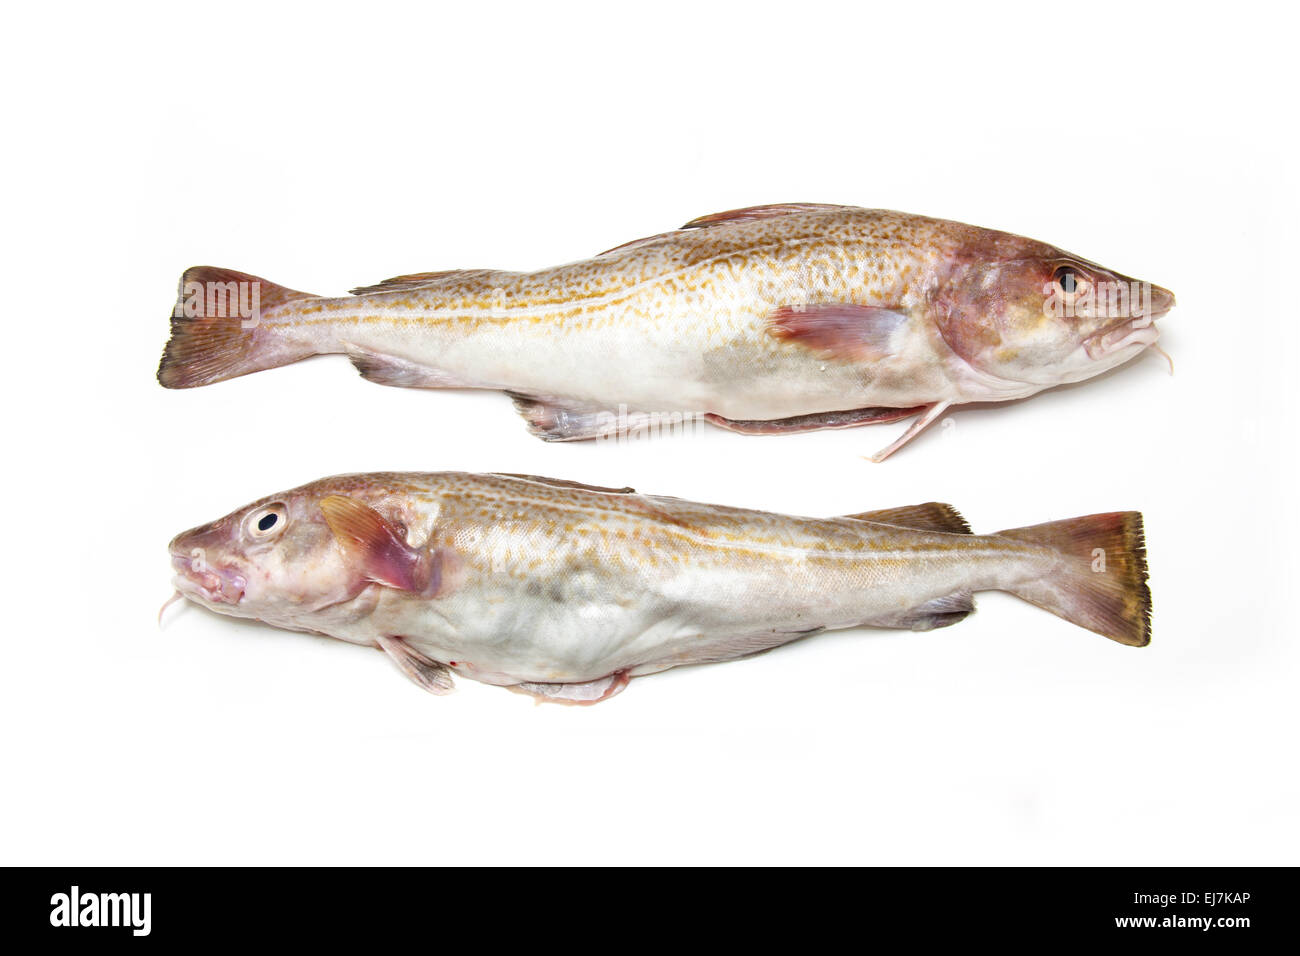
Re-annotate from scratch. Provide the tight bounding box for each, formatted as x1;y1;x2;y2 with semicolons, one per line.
320;495;446;595
767;304;909;362
376;634;455;695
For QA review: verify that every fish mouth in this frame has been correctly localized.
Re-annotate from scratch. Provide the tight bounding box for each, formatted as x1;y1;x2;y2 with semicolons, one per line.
1084;320;1161;359
171;551;246;605
1083;284;1175;360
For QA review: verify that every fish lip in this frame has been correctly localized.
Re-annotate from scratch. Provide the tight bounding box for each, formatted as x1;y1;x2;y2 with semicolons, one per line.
1082;287;1173;360
1084;320;1162;360
170;552;246;605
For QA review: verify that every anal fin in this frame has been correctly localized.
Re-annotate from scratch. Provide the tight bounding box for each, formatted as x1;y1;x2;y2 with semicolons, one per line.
509;393;921;443
345;345;483;390
509;393;689;442
509;393;620;441
704;405;923;435
508;671;630;706
874;593;974;631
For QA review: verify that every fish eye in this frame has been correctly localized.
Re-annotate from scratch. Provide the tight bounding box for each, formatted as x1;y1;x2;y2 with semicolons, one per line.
247;503;288;539
1054;265;1088;296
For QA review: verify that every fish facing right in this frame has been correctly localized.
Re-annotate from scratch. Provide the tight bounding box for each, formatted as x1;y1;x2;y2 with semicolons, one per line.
156;204;1175;460
166;472;1150;704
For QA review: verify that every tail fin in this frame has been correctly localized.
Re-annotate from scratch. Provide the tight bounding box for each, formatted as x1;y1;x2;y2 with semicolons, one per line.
999;512;1150;646
158;266;320;388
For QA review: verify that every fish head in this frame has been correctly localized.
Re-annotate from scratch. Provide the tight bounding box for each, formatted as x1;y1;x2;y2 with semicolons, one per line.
934;231;1175;389
168;485;370;624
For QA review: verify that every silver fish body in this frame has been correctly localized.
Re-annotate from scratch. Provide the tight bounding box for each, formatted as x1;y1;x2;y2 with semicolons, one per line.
159;205;1174;458
168;473;1151;703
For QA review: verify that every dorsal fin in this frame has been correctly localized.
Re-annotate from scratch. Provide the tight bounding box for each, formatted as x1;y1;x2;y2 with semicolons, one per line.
491;473;636;495
597;203;850;257
842;502;972;534
349;269;496;296
596;231;680;257
680;203;849;229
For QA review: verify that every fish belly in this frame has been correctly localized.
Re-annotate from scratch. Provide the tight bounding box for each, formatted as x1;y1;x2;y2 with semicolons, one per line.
358;528;1031;685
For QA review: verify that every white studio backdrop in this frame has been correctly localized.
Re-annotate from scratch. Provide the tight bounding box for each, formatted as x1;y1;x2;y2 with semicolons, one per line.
1;1;1295;865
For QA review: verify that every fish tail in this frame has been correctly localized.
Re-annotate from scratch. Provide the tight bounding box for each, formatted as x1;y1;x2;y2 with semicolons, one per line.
158;266;321;388
998;512;1150;646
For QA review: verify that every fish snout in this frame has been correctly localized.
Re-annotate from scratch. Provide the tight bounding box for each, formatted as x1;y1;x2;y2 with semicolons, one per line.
1082;281;1175;359
1146;283;1176;321
1125;283;1175;330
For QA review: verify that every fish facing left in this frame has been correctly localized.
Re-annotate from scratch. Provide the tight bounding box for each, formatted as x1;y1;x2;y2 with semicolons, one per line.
164;472;1151;704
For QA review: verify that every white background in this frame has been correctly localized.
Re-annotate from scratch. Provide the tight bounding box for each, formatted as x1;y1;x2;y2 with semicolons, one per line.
2;1;1295;865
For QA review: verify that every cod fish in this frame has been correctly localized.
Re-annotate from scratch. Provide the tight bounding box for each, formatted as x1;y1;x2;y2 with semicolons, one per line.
157;204;1174;459
166;472;1150;703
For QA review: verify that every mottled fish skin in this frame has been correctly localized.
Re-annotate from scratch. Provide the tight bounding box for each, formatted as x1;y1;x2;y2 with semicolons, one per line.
168;472;1151;702
158;205;1174;455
